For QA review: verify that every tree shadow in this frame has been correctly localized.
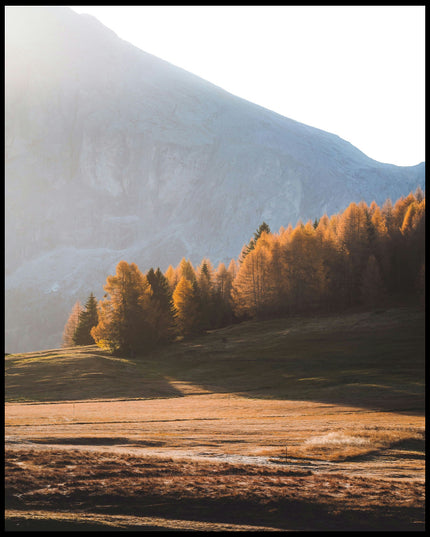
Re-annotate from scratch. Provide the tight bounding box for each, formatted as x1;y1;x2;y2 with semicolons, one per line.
143;309;425;414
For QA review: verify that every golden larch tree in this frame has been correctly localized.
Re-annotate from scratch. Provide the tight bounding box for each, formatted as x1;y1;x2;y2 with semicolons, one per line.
91;261;153;354
232;238;272;319
172;276;201;337
62;300;82;347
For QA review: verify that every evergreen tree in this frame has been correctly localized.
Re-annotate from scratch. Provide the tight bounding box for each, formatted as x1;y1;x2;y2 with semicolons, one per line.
73;293;98;346
146;267;176;343
62;301;82;348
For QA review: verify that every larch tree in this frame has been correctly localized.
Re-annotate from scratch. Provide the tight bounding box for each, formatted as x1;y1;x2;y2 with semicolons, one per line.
196;258;215;330
336;202;372;306
177;258;196;283
172;276;201;337
399;199;425;295
215;262;231;299
232;238;272;319
262;232;289;315
91;261;154;355
213;262;235;326
392;193;416;230
62;301;82;348
73;292;98;346
164;264;178;292
227;258;239;281
239;221;271;263
360;254;386;307
283;221;326;312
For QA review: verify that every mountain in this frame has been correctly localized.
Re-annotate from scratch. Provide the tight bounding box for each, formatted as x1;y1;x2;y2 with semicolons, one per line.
5;6;425;353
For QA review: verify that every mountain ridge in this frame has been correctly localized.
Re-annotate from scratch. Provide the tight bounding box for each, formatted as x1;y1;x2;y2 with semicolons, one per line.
5;6;425;353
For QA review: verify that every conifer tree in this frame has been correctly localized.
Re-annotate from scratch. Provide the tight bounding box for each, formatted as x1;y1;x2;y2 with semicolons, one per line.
172;276;201;337
284;221;326;312
414;185;424;202
213;262;235;326
91;261;154;354
336;202;372;305
73;293;98;346
164;265;178;292
196;259;215;330
239;221;271;263
360;254;386;307
177;258;196;283
232;239;272;318
227;258;238;281
62;301;82;348
146;267;176;343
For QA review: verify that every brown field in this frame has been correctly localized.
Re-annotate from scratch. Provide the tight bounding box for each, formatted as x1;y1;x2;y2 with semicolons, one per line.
5;307;425;531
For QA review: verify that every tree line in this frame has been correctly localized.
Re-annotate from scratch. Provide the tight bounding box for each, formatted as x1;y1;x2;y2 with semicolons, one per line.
63;188;425;354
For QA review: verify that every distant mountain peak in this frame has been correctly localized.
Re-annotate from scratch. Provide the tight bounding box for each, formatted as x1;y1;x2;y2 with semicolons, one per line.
5;6;425;353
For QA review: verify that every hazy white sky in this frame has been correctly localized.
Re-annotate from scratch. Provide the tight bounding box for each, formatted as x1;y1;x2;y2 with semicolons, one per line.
71;5;425;166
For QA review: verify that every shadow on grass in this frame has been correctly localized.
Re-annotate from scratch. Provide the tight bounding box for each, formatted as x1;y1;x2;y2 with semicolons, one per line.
5;345;184;403
5;495;425;532
139;307;425;413
5;307;425;413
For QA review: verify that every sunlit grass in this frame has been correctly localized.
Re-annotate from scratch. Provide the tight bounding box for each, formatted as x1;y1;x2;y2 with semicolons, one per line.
269;427;425;462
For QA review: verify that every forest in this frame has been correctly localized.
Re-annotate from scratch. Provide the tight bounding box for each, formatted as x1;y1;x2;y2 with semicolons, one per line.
63;189;425;355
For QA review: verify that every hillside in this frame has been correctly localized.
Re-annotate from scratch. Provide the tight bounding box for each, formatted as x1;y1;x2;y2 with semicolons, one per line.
5;306;425;413
5;6;425;354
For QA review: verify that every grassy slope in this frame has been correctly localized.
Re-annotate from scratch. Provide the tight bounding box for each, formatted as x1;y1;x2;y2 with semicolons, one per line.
5;305;425;412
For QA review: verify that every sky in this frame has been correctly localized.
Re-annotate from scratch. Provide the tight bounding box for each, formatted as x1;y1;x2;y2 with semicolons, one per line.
71;5;425;167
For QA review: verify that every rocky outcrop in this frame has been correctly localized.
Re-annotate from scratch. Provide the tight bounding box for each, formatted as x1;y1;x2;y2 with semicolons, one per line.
5;7;425;352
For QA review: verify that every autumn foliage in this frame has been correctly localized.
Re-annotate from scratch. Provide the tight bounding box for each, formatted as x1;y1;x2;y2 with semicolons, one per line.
65;189;425;354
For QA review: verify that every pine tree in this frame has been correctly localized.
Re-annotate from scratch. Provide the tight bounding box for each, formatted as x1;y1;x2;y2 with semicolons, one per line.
91;261;154;354
62;301;82;347
73;293;98;346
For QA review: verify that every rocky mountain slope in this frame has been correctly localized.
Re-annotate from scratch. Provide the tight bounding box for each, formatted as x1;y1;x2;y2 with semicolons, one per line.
5;6;425;353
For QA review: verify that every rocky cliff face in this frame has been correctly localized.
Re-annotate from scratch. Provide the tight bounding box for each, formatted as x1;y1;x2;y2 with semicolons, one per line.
5;6;425;353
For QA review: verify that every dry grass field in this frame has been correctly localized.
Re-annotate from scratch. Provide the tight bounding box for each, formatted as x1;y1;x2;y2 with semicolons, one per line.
5;306;425;531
